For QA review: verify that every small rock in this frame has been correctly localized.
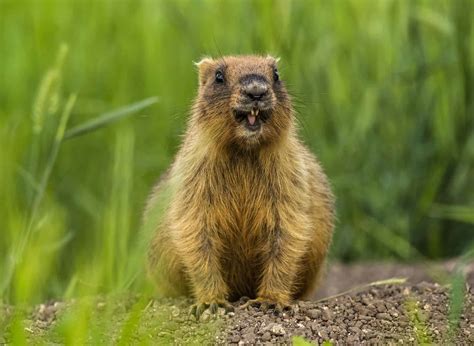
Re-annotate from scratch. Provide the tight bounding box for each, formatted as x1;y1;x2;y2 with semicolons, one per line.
347;335;360;343
376;313;391;320
349;326;361;334
269;323;286;336
200;310;211;322
230;334;240;343
318;330;329;340
261;332;271;342
171;307;180;317
307;309;321;319
310;321;320;332
375;302;386;313
355;306;369;315
322;308;333;321
242;331;256;343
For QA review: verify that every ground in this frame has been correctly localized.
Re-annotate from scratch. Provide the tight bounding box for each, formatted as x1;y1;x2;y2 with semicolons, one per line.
1;261;473;344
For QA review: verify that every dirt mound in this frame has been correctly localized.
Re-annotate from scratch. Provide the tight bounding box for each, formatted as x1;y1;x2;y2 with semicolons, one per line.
221;283;473;344
1;261;473;344
315;260;474;300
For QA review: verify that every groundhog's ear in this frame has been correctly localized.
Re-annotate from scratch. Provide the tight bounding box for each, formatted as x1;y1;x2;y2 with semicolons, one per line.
194;57;214;85
266;55;281;65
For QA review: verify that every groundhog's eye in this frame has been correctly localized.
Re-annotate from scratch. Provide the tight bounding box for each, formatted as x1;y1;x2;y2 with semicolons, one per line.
273;68;280;82
215;70;224;84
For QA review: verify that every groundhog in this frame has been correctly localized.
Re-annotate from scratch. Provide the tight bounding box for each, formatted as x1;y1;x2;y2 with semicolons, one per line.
144;55;334;318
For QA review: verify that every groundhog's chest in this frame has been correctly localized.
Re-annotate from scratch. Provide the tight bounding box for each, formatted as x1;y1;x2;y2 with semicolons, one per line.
177;156;308;299
198;159;293;243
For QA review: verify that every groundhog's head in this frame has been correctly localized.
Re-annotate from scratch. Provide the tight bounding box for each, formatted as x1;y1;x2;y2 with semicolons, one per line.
193;55;292;149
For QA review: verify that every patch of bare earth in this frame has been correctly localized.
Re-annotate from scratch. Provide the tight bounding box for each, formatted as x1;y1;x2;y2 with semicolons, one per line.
221;283;473;344
1;261;473;344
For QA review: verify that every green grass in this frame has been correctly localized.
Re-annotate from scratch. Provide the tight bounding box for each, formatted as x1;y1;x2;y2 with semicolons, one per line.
0;295;222;344
406;298;432;344
0;0;473;342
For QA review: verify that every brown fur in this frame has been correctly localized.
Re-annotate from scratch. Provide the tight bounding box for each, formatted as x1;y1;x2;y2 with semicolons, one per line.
144;55;335;307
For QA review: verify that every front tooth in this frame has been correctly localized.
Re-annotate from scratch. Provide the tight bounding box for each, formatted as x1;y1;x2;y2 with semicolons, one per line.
251;109;255;116
255;109;259;116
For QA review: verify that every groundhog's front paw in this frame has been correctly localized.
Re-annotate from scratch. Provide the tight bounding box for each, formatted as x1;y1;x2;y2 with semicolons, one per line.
190;300;234;320
239;297;291;313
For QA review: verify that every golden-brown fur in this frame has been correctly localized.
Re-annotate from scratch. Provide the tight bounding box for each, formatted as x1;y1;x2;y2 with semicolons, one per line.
144;55;334;310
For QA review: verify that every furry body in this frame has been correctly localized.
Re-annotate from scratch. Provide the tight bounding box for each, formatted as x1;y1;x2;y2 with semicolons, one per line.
145;56;334;308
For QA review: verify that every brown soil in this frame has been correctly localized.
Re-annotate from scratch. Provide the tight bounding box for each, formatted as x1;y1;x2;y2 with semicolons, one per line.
1;261;473;344
221;283;473;344
315;260;474;300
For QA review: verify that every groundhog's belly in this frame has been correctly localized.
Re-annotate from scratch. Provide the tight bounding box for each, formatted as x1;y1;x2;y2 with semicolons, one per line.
196;166;298;301
220;245;263;301
215;204;276;301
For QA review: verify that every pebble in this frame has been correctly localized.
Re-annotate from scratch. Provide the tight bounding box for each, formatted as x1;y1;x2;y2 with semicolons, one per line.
268;323;285;336
200;310;211;322
307;309;321;319
322;308;333;321
261;332;271;341
376;313;391;320
375;302;386;313
318;330;329;340
242;331;256;343
171;307;180;317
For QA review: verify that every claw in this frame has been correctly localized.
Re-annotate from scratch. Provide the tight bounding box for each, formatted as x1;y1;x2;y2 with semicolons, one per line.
224;303;234;313
209;302;218;314
190;300;234;320
239;298;290;314
197;303;208;319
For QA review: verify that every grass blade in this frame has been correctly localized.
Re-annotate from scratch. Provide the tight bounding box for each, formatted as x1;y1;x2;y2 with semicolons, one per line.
430;204;474;224
314;277;407;303
0;94;77;298
64;96;158;140
28;94;77;233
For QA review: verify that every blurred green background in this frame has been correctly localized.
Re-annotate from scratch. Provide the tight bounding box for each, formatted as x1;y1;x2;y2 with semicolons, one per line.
0;0;473;304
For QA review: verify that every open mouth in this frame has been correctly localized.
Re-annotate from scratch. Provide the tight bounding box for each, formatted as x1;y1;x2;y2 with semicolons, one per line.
233;108;270;132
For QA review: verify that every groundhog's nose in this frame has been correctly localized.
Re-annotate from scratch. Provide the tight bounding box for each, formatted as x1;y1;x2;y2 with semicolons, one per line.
242;78;269;101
